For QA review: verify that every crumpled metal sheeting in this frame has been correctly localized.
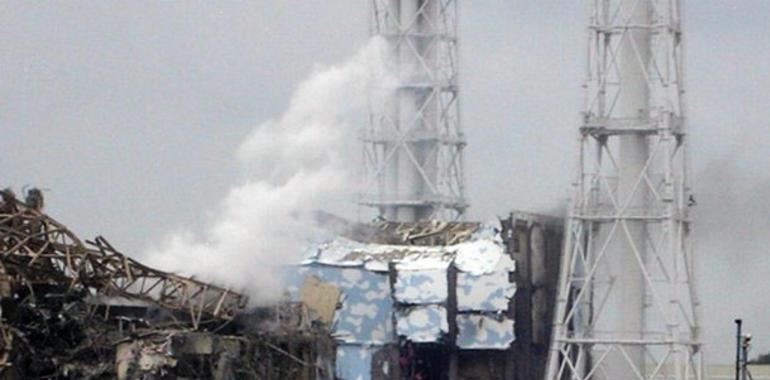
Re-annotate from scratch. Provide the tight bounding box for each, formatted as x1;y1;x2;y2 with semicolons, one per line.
286;265;393;345
312;211;483;247
303;238;453;272
372;219;482;246
0;289;120;379
395;305;448;343
115;331;253;379
305;230;507;276
456;315;515;349
115;334;178;379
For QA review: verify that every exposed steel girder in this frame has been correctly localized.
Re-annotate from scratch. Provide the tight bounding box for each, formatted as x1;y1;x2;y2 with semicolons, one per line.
0;193;247;329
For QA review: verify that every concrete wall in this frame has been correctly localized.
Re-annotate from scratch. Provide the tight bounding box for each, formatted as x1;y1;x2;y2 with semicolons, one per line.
502;212;563;380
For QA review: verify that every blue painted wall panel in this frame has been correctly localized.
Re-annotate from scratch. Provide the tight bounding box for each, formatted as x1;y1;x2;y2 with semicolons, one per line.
286;265;394;345
336;344;374;380
393;269;447;304
395;305;448;342
456;314;515;349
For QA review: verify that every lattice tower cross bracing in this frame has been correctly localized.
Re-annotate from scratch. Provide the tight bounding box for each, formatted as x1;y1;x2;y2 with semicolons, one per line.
546;0;702;379
361;0;467;222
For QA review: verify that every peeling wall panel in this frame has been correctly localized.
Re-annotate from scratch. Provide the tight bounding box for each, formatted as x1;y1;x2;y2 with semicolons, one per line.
305;234;507;276
299;275;341;324
287;265;394;345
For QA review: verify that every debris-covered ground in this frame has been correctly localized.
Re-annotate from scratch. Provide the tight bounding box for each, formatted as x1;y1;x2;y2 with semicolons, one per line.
0;188;335;379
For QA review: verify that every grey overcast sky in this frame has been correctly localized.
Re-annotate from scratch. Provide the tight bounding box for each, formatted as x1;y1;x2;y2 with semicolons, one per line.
1;1;769;363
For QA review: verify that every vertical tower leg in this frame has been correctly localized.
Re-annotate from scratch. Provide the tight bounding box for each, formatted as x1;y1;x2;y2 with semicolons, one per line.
546;1;702;379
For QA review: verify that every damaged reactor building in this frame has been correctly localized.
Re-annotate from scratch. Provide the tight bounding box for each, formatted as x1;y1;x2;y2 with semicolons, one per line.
289;213;564;379
0;189;562;379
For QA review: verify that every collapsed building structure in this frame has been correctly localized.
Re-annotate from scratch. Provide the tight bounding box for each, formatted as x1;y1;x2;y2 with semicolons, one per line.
0;189;334;379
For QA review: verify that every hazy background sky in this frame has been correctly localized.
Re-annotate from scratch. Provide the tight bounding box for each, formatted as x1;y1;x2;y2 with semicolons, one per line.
1;1;769;363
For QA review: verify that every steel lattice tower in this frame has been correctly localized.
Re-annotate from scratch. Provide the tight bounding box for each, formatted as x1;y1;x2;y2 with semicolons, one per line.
361;0;467;222
546;0;702;379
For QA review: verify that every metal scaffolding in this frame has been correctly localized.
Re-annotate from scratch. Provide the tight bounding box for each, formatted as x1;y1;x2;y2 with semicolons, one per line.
546;0;702;379
361;0;467;222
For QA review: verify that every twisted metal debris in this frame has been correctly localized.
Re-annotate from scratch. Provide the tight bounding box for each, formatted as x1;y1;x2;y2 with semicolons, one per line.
0;189;247;328
0;188;334;379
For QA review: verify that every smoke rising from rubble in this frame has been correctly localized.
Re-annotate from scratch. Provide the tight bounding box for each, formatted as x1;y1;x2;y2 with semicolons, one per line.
145;37;393;302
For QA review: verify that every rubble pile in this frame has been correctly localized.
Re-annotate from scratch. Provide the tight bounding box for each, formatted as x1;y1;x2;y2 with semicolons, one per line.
0;189;334;379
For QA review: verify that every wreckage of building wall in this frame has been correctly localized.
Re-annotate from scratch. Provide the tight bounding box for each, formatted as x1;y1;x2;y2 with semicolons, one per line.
111;305;336;380
501;212;563;380
289;212;565;380
314;210;481;246
286;221;534;380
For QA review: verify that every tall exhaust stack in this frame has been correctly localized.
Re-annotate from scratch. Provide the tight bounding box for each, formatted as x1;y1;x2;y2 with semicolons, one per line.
546;0;703;379
362;0;467;222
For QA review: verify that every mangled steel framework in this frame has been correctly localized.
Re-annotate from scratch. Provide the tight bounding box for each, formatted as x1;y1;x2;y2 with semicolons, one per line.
0;190;340;379
0;189;339;379
0;190;247;329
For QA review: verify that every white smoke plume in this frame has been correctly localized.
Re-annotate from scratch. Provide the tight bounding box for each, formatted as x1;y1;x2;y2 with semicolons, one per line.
145;37;393;303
